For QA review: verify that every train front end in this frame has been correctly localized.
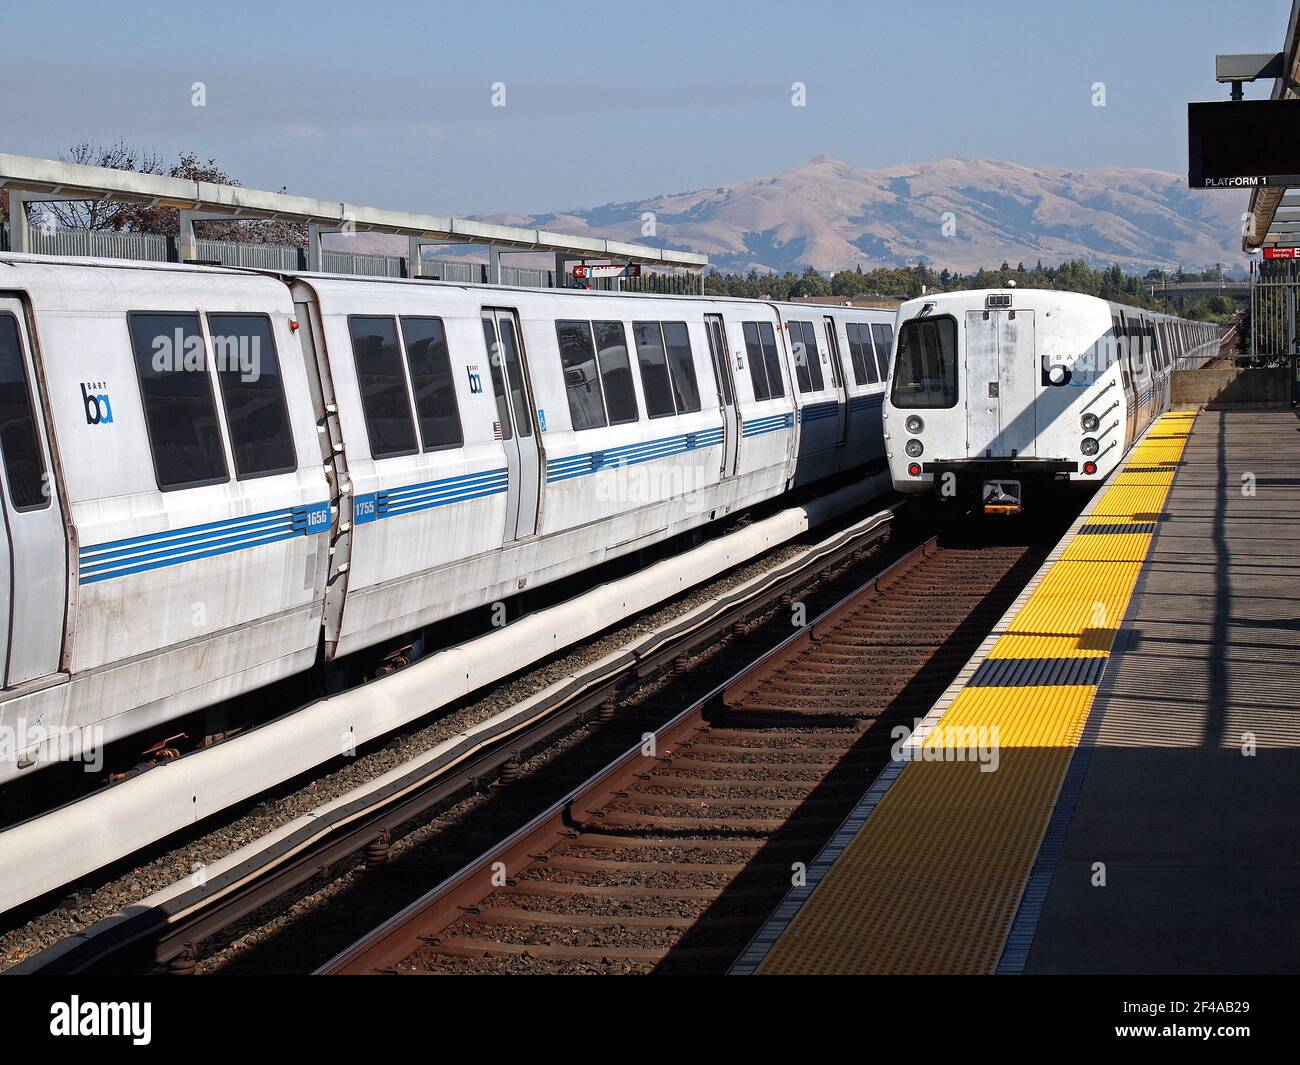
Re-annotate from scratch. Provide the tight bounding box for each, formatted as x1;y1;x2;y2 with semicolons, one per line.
884;289;1119;513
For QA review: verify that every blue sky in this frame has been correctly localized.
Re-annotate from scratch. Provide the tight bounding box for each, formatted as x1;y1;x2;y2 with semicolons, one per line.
0;0;1292;216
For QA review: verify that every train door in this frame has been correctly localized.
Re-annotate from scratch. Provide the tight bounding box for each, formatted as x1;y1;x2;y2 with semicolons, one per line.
0;300;66;686
704;314;740;477
480;308;541;540
823;316;849;445
964;309;1037;458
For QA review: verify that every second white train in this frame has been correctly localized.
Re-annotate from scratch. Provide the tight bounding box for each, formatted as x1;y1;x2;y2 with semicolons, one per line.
884;288;1219;510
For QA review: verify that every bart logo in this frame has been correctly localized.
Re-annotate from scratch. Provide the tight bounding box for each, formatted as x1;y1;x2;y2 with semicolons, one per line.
81;382;113;425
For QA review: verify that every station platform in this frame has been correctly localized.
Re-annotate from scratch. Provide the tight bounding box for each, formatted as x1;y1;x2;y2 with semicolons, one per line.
733;409;1300;975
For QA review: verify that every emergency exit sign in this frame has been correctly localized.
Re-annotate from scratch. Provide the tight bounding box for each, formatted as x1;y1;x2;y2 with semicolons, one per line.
1262;247;1300;259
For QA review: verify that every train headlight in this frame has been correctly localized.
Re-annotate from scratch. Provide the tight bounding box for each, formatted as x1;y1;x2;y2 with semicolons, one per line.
1080;437;1099;456
1080;413;1099;433
905;415;925;434
904;439;924;458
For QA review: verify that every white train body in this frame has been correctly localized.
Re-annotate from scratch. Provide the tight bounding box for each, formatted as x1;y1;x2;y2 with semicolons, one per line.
884;289;1219;504
0;253;897;781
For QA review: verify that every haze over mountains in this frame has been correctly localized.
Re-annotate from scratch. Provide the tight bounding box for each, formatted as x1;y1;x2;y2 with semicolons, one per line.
351;156;1250;276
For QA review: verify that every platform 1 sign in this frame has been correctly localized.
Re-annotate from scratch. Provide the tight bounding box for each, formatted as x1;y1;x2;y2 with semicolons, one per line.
572;263;641;279
1188;100;1300;188
1262;247;1300;259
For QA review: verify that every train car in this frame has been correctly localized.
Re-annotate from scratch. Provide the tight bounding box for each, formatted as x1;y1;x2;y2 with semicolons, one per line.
883;287;1220;511
0;252;893;782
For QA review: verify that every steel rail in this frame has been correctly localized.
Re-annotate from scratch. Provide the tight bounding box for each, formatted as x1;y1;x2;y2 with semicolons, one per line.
11;500;902;975
317;532;935;975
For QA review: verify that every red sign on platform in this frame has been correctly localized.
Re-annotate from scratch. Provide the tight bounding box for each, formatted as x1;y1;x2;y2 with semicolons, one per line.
572;263;641;279
1262;246;1299;259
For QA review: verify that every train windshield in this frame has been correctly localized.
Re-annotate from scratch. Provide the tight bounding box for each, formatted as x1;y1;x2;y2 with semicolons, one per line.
890;316;958;408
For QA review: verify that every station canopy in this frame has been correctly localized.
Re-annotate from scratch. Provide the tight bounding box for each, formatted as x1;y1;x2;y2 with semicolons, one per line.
0;152;708;272
1243;1;1300;252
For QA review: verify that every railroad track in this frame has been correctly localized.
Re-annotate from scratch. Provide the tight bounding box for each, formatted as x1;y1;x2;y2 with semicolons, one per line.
320;529;1054;975
12;498;913;975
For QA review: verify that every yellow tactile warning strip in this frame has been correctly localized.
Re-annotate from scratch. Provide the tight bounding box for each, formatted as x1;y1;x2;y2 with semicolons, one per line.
742;411;1196;974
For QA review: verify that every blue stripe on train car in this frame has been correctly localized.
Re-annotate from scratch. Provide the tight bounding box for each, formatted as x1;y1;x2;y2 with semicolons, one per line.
798;401;839;424
847;392;885;413
547;427;724;483
741;412;794;438
79;501;332;585
354;468;509;525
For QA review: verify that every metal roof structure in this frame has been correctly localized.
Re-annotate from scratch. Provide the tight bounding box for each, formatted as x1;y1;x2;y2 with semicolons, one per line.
0;151;708;280
1237;0;1300;251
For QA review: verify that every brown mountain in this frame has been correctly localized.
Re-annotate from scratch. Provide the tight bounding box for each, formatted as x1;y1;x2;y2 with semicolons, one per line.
346;156;1250;275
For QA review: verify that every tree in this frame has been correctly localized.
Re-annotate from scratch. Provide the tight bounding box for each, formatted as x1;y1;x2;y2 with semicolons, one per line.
33;142;307;246
791;266;831;298
35;141;165;231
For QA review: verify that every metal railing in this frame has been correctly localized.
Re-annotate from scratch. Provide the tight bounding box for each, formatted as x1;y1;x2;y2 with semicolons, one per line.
3;224;694;293
194;238;300;271
26;225;169;263
1250;258;1298;363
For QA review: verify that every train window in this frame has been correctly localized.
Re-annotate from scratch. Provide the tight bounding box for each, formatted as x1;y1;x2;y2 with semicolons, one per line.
1116;317;1133;390
0;314;48;510
128;312;229;490
633;322;677;418
595;322;638;425
870;323;893;380
206;314;296;479
705;317;735;406
662;322;702;414
348;317;418;459
890;315;958;409
556;321;607;432
400;317;464;451
846;323;879;385
791;322;824;393
480;319;513;441
757;322;785;399
496;317;533;438
843;324;866;385
742;322;771;401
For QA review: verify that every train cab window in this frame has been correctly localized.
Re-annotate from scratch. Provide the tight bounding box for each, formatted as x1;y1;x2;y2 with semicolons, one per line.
870;323;894;380
890;316;958;409
791;322;824;393
401;317;463;450
128;312;229;490
662;322;702;413
633;322;677;418
347;316;418;458
595;322;638;424
742;322;771;401
0;314;48;510
756;322;785;399
556;321;607;431
207;314;296;478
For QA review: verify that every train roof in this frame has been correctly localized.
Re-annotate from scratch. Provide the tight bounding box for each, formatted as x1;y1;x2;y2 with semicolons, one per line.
896;286;1213;326
0;252;891;316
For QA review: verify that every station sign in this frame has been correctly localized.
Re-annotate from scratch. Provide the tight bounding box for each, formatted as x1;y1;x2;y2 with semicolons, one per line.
572;263;641;279
1188;100;1300;188
1262;247;1300;259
